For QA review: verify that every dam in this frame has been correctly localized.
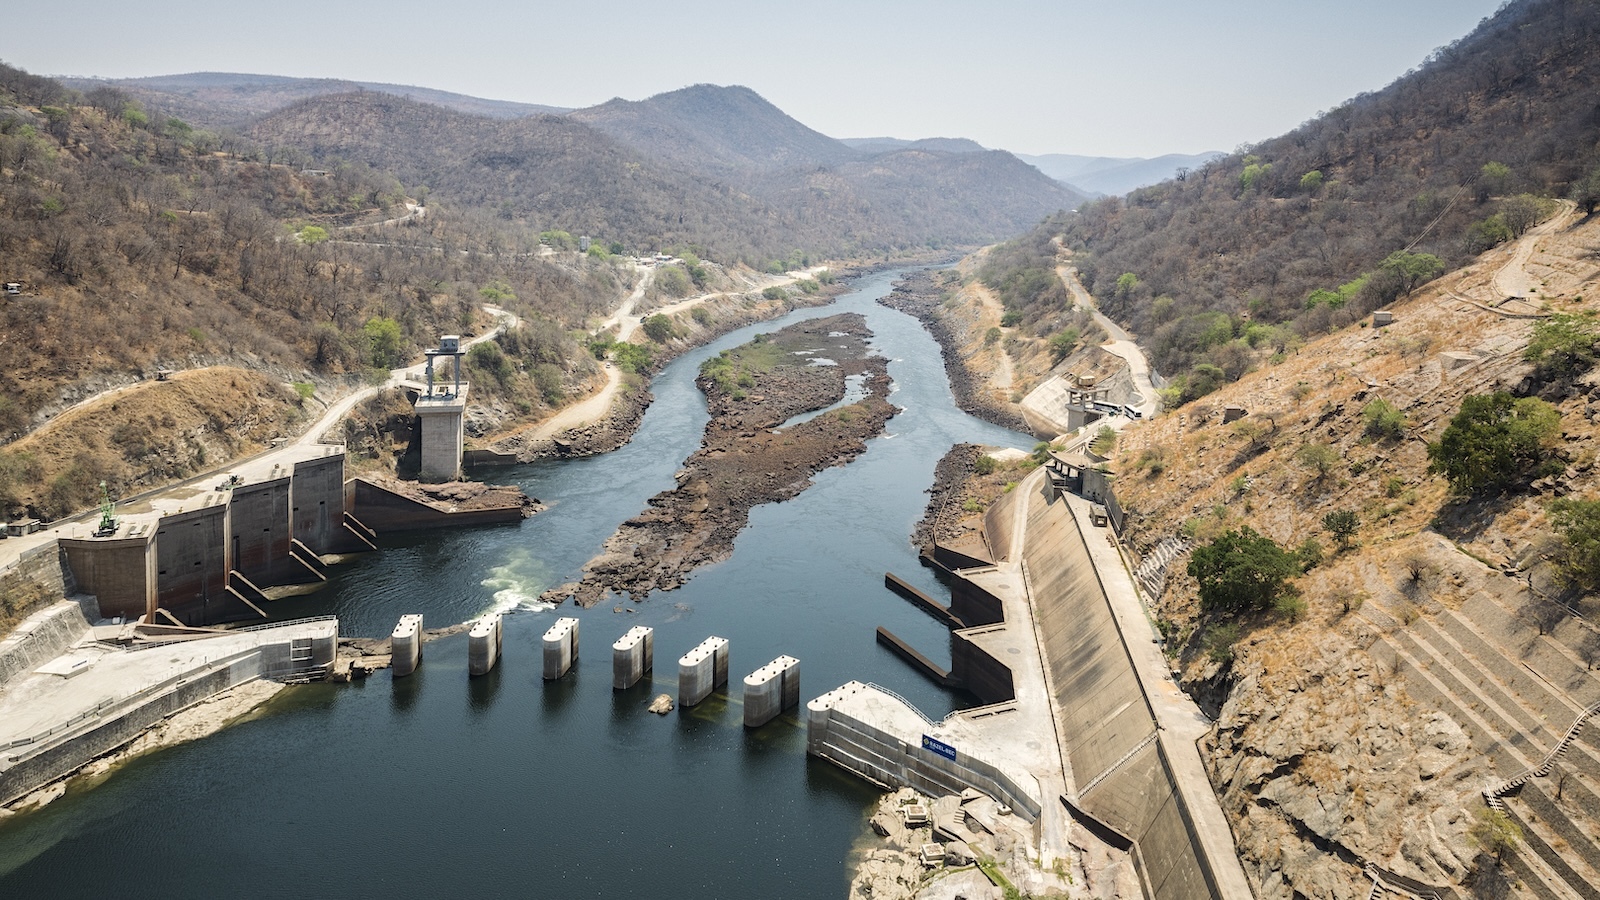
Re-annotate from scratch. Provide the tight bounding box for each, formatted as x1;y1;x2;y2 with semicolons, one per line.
809;462;1253;899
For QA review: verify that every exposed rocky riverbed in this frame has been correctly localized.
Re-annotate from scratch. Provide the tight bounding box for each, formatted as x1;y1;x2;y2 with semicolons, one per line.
542;313;897;606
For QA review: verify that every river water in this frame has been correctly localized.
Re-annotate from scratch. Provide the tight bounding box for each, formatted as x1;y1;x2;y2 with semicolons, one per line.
0;270;1029;898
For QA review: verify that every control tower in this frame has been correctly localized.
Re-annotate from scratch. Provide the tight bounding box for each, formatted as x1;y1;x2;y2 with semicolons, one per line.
415;335;468;482
1063;373;1111;432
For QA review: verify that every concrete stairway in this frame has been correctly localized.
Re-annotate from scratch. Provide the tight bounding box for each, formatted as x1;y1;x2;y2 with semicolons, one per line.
1132;535;1191;601
1360;586;1600;900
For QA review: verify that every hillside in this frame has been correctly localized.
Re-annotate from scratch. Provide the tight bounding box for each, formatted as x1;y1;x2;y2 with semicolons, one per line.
247;86;1084;264
1055;0;1600;403
0;62;651;518
1107;207;1600;900
917;190;1600;898
569;83;858;175
61;72;567;129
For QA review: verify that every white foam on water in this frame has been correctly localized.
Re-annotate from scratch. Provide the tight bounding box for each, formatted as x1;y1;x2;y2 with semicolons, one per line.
481;550;557;614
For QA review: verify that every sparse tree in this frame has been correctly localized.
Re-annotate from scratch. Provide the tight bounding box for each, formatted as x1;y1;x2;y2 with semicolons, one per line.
1469;806;1521;861
1549;497;1600;592
1295;443;1339;481
1322;510;1359;550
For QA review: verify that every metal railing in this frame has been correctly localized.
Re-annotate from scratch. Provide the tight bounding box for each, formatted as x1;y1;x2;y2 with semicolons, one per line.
860;682;940;728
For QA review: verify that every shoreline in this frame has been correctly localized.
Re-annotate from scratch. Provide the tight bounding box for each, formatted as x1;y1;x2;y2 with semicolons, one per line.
875;270;1038;437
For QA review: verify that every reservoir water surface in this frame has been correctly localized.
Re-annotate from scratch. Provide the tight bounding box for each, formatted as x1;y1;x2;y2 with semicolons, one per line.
0;269;1030;898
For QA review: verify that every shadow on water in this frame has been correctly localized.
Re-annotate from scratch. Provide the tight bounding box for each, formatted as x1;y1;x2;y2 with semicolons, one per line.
741;712;806;759
540;666;580;716
675;692;733;737
609;676;658;722
466;664;502;713
389;666;424;712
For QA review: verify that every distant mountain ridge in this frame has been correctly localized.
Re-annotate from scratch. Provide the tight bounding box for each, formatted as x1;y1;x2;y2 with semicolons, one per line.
841;136;989;155
1018;151;1224;196
569;84;857;175
246;86;1085;262
61;71;569;127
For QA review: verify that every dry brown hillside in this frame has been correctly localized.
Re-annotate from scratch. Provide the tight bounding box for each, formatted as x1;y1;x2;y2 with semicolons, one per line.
0;367;306;519
1101;209;1600;897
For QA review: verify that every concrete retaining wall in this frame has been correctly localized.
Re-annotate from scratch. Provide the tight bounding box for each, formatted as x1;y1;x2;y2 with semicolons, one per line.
806;684;1042;822
59;533;154;622
0;620;337;806
292;455;345;555
3;542;78;598
229;477;295;584
947;572;1005;627
0;600;93;687
981;486;1023;562
950;629;1015;705
154;502;232;625
0;653;258;807
349;478;524;532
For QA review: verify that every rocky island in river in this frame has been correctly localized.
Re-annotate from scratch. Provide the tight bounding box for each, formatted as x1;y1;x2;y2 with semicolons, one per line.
544;313;897;606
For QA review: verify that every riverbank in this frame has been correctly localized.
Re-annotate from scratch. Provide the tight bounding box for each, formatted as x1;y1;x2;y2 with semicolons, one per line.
543;312;897;606
877;270;1035;436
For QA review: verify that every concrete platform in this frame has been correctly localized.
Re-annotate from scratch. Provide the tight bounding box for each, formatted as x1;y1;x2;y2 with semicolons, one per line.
0;617;337;805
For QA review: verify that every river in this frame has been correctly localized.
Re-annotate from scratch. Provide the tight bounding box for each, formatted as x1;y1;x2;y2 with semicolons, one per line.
0;269;1030;898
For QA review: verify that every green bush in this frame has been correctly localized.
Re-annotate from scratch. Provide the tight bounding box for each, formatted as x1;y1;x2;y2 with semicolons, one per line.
613;343;653;374
1550;497;1600;591
1525;312;1599;380
642;314;675;343
1204;623;1242;663
973;455;998;476
1188;526;1300;614
1322;509;1359;549
1426;392;1563;494
1361;398;1407;441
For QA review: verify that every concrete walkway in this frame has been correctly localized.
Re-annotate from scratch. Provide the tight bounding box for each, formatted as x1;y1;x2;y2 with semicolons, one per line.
0;618;335;752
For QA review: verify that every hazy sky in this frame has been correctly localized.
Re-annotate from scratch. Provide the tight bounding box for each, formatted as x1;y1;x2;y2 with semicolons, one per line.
3;0;1508;158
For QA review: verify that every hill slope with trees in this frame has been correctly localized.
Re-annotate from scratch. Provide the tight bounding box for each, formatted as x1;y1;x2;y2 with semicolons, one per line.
246;85;1083;265
1052;0;1600;404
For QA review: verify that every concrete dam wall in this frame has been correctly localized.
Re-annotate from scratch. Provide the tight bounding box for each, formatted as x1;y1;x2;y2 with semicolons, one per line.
1022;486;1222;900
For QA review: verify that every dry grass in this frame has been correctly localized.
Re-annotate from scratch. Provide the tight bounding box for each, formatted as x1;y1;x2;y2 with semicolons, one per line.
0;367;303;519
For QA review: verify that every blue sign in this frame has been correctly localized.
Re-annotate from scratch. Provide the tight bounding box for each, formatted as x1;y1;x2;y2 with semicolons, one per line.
922;735;957;761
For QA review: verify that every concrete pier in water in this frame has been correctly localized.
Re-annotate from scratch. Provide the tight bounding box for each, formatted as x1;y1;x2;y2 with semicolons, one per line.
742;655;799;727
542;617;579;681
677;635;729;708
467;612;502;676
612;625;653;690
391;614;423;677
